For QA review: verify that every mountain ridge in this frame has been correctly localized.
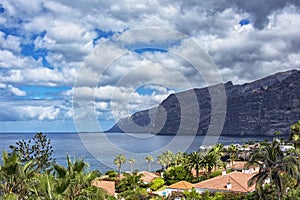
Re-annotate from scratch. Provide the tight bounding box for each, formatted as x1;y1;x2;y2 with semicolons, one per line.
106;69;300;136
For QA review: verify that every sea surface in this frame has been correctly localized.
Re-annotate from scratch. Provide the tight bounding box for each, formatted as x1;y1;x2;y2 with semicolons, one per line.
0;132;273;172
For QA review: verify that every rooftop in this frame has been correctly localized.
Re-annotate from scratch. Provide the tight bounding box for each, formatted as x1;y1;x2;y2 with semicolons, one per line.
167;181;194;190
193;171;256;193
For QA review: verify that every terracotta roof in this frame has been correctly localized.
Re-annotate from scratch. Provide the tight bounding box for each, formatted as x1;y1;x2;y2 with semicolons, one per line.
167;181;194;190
193;171;256;193
228;161;258;172
92;180;115;196
138;171;159;183
229;161;249;170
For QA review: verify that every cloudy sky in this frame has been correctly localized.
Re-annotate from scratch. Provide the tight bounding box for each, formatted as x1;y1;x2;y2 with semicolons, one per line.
0;0;300;132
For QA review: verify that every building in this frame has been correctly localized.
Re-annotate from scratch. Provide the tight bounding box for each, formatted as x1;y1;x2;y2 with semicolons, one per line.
165;181;194;196
193;171;256;193
92;180;115;196
138;171;160;184
228;161;259;174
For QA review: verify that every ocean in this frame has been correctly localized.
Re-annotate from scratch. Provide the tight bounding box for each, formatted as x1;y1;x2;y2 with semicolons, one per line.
0;132;273;173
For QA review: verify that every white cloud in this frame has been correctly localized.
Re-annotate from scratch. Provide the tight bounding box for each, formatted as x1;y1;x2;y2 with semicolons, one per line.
1;0;300;129
0;50;38;69
0;31;21;53
8;85;26;96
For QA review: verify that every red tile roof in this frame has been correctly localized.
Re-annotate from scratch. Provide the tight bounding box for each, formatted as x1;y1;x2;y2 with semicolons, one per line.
193;171;256;193
138;171;160;183
92;180;115;196
167;181;194;190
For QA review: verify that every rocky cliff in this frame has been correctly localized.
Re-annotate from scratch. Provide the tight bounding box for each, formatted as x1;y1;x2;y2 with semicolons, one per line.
106;69;300;136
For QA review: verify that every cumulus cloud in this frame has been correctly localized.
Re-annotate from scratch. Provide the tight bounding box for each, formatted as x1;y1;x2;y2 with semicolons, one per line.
0;0;300;131
8;85;26;96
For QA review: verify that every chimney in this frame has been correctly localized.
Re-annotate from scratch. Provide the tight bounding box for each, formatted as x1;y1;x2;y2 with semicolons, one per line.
226;179;232;189
222;170;227;176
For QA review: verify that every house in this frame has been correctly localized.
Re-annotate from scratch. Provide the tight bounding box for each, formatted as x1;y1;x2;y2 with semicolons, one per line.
193;171;256;193
138;171;160;184
92;180;115;196
165;181;194;196
228;161;259;174
280;145;294;152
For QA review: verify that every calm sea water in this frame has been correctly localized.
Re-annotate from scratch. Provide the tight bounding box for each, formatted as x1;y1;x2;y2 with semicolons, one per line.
0;132;272;172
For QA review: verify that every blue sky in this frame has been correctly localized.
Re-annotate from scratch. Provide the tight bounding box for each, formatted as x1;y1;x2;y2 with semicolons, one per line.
0;0;300;132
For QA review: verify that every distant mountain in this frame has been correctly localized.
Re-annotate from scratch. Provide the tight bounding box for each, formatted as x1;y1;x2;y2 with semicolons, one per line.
106;69;300;136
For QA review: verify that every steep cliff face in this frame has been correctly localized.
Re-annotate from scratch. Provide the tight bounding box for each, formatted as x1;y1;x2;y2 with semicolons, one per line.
106;70;300;136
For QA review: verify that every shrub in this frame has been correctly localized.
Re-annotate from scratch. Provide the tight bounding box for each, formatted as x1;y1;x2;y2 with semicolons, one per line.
150;177;165;191
105;170;117;178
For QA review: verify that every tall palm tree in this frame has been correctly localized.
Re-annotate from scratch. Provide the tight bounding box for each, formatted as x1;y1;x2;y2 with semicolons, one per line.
247;142;300;200
114;154;126;178
227;144;238;166
157;150;175;171
209;144;224;171
145;155;154;172
174;151;184;166
157;154;167;171
128;158;136;173
210;143;224;157
201;151;221;178
184;151;203;181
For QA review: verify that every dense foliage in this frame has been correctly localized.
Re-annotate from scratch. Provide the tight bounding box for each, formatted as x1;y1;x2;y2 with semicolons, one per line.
9;132;55;173
2;121;300;199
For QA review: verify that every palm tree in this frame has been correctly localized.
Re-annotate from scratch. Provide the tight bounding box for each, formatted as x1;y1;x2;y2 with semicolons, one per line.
201;151;221;178
227;144;238;166
128;158;136;173
174;151;184;166
209;144;224;170
247;142;300;200
210;143;224;157
114;154;126;178
28;155;103;199
157;150;175;171
157;154;167;171
117;171;143;192
145;155;154;172
0;151;34;197
184;151;203;181
291;121;300;150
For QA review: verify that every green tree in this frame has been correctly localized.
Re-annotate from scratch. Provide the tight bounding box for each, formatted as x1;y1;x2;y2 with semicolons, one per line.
174;151;184;166
0;151;34;197
183;188;202;200
157;150;175;171
114;154;126;179
117;171;143;192
128;158;136;173
24;155;107;199
51;155;104;199
150;177;165;191
247;142;300;200
184;151;203;181
164;165;193;185
227;144;238;166
9;132;55;173
291;120;300;150
210;143;224;158
145;155;154;172
200;151;222;178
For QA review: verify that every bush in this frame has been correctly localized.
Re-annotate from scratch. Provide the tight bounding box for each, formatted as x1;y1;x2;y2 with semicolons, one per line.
150;177;165;191
105;170;117;178
209;170;222;178
164;165;193;185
